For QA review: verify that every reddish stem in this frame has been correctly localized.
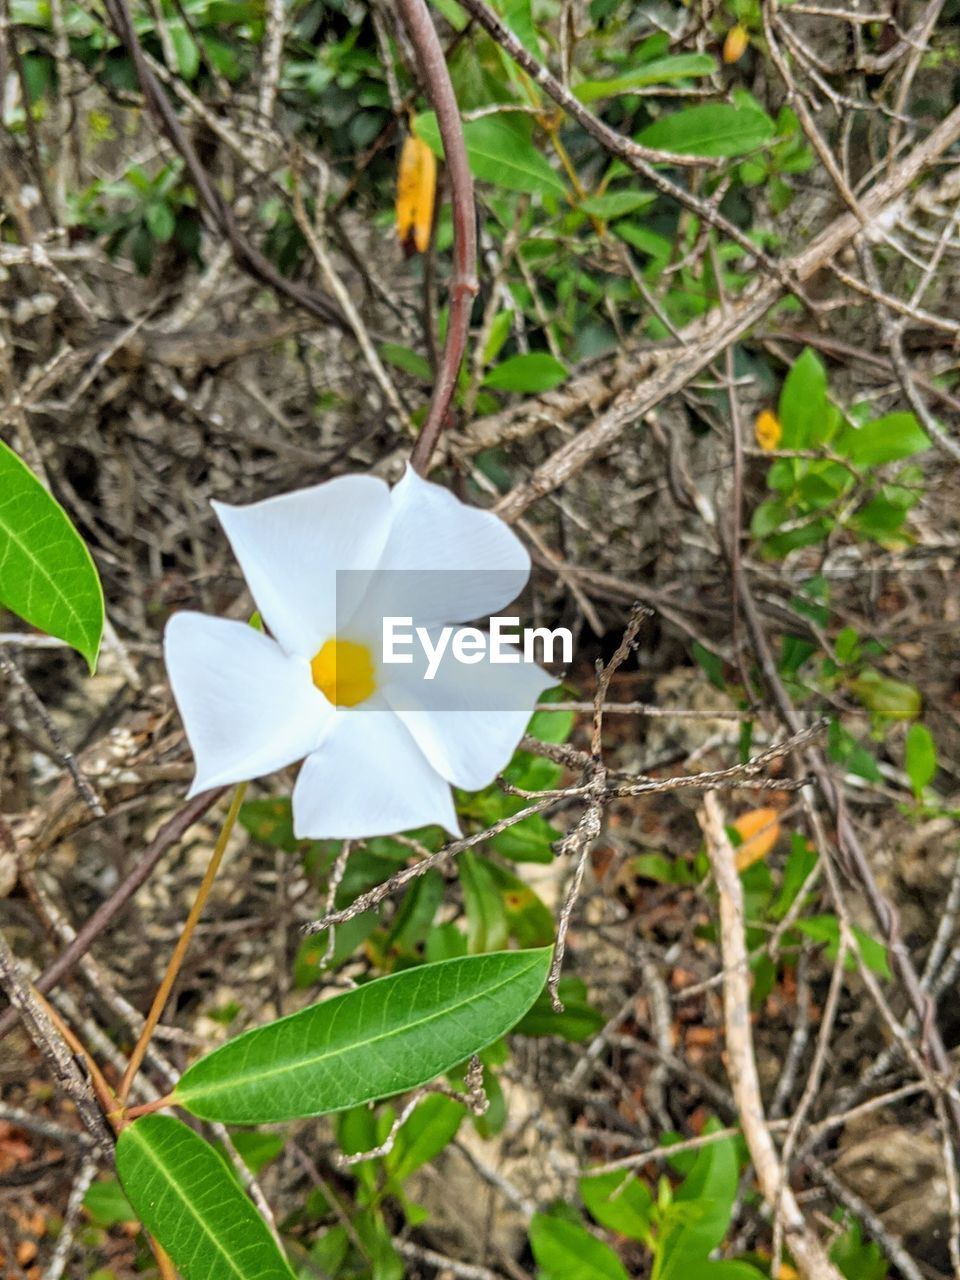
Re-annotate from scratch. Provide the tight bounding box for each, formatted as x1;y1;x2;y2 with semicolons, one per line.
399;0;478;475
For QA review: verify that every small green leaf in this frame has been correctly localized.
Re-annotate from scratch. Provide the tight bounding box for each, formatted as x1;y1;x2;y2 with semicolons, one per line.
577;190;657;219
835;412;930;466
383;1094;465;1184
380;342;432;382
850;668;922;720
482;310;514;365
529;1213;629;1280
83;1177;136;1227
144;201;175;243
168;21;200;79
905;723;936;797
778;347;828;448
580;1170;652;1240
575;53;717;102
636;102;775;157
174;949;551;1123
116;1115;295;1280
415;112;567;196
460;852;509;953
483;352;568;393
516;976;603;1040
0;439;104;670
796;915;890;977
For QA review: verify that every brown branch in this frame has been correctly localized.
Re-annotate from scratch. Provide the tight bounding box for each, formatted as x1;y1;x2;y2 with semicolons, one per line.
0;930;113;1153
401;0;479;475
699;793;844;1280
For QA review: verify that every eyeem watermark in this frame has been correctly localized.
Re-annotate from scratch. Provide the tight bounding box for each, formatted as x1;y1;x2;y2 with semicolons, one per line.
335;568;571;710
383;616;573;680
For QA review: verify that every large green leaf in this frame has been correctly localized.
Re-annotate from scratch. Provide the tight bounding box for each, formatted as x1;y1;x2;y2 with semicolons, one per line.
116;1114;295;1280
174;948;551;1123
0;439;104;670
637;103;774;157
415;112;567;196
835;412;930;465
575;54;717;103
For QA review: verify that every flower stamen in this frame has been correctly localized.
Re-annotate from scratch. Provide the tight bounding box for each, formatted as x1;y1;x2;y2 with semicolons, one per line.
311;639;376;707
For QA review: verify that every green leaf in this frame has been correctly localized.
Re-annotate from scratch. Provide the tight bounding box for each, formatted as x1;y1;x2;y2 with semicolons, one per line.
529;1214;629;1280
850;668;921;720
380;342;432;382
168;21;200;79
0;439;104;670
796;915;890;978
383;1094;465;1185
577;190;657;219
695;1266;767;1279
657;1127;738;1276
174;948;551;1123
116;1115;295;1280
483;352;568;393
778;347;828;448
575;53;717;102
905;723;936;798
460;852;509;953
482;310;514;365
489;809;560;863
835;412;930;466
415;112;567;196
580;1170;652;1240
636;103;775;157
144;201;175;242
516;975;604;1041
83;1177;136;1227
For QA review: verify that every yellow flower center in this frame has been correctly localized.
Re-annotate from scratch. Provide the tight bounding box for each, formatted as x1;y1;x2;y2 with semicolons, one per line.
310;638;376;707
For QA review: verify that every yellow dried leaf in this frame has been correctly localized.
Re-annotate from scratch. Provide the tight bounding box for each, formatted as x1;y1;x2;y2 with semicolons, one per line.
755;408;782;451
733;807;781;871
723;23;750;64
777;1268;800;1280
396;133;436;255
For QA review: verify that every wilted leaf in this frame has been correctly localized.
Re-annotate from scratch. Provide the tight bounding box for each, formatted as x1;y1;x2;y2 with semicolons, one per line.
723;24;750;63
396;131;436;254
755;408;782;450
732;808;781;871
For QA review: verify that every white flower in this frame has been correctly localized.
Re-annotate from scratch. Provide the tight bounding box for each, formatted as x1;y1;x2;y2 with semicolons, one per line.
164;467;554;839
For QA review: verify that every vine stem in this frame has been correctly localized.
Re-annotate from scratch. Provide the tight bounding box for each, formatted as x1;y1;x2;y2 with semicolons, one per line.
116;783;248;1107
399;0;478;475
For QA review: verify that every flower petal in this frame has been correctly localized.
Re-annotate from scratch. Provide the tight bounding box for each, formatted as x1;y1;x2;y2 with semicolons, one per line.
350;467;530;633
165;612;332;795
382;636;556;790
212;476;392;658
292;704;461;839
